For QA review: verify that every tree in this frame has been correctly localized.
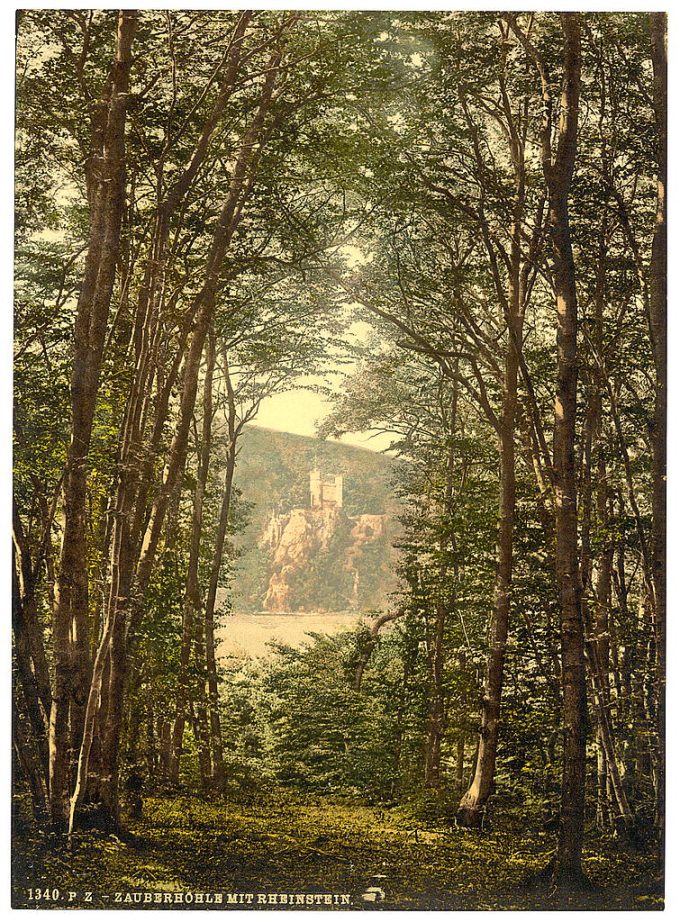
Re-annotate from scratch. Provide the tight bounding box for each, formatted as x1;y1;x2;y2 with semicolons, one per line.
649;12;666;852
505;11;588;885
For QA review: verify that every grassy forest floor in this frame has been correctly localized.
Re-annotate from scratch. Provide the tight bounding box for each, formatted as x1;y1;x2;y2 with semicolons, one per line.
12;794;663;910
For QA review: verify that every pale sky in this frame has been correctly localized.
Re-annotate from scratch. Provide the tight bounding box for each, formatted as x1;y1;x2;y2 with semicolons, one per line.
254;379;394;453
253;299;395;454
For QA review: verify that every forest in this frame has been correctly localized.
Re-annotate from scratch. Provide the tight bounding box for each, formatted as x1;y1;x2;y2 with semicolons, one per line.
12;9;665;910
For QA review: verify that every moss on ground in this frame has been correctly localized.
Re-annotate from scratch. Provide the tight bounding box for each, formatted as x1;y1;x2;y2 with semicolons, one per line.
12;795;663;910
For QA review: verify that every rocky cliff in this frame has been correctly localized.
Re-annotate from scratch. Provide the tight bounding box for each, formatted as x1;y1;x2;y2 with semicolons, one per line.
259;505;398;613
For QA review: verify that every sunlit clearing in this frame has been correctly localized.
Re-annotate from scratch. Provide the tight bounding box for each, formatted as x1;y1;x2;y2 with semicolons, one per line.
339;245;373;268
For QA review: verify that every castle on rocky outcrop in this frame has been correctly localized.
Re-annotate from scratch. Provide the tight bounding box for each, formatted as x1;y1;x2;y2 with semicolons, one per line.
257;468;397;613
264;469;343;546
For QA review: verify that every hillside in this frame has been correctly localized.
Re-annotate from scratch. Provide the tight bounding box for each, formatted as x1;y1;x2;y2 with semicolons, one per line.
228;426;402;612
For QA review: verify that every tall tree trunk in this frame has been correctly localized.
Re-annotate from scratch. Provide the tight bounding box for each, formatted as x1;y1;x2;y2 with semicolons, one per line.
170;333;215;784
547;14;587;886
202;346;239;791
193;632;214;794
649;12;666;853
595;730;611;831
580;432;635;841
509;8;587;884
49;10;137;831
457;341;517;823
424;598;447;790
12;503;53;723
203;440;234;793
583;218;636;839
584;639;635;838
12;544;50;782
458;142;525;826
426;383;458;791
159;719;172;782
145;699;157;785
456;28;544;821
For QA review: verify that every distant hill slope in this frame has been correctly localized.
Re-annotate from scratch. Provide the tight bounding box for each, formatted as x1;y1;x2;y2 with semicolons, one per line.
229;426;402;612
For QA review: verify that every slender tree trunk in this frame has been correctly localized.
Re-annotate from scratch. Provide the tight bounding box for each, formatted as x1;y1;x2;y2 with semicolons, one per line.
193;631;213;794
159;720;172;782
456;36;539;821
649;12;666;853
13;703;48;825
202;347;239;792
578;305;635;842
12;505;52;722
145;700;157;785
458;346;517;823
458;199;524;826
424;598;447;790
546;14;588;887
170;334;215;784
203;441;234;793
509;7;587;884
12;551;49;782
595;730;611;831
455;650;467;795
584;634;635;838
426;384;458;791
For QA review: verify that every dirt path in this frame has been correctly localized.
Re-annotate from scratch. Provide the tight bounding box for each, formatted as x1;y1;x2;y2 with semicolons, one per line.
12;796;663;910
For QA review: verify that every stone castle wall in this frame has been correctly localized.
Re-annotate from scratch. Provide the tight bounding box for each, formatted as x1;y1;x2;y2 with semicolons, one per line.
309;469;343;508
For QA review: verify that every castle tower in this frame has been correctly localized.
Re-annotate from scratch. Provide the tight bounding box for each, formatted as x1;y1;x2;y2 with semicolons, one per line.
310;468;322;508
309;468;343;508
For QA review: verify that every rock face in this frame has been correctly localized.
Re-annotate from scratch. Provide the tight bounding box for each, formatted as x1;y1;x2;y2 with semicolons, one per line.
259;505;398;613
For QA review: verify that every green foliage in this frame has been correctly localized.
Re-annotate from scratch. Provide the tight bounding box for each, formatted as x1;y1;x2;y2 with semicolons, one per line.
262;632;396;798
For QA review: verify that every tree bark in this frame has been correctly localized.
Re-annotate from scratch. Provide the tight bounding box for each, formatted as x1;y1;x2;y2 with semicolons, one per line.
457;340;518;824
12;518;52;784
202;348;239;792
170;333;216;784
13;702;48;826
649;11;666;853
424;598;448;790
508;9;587;884
426;383;458;791
203;446;234;793
457;41;529;822
546;14;587;886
